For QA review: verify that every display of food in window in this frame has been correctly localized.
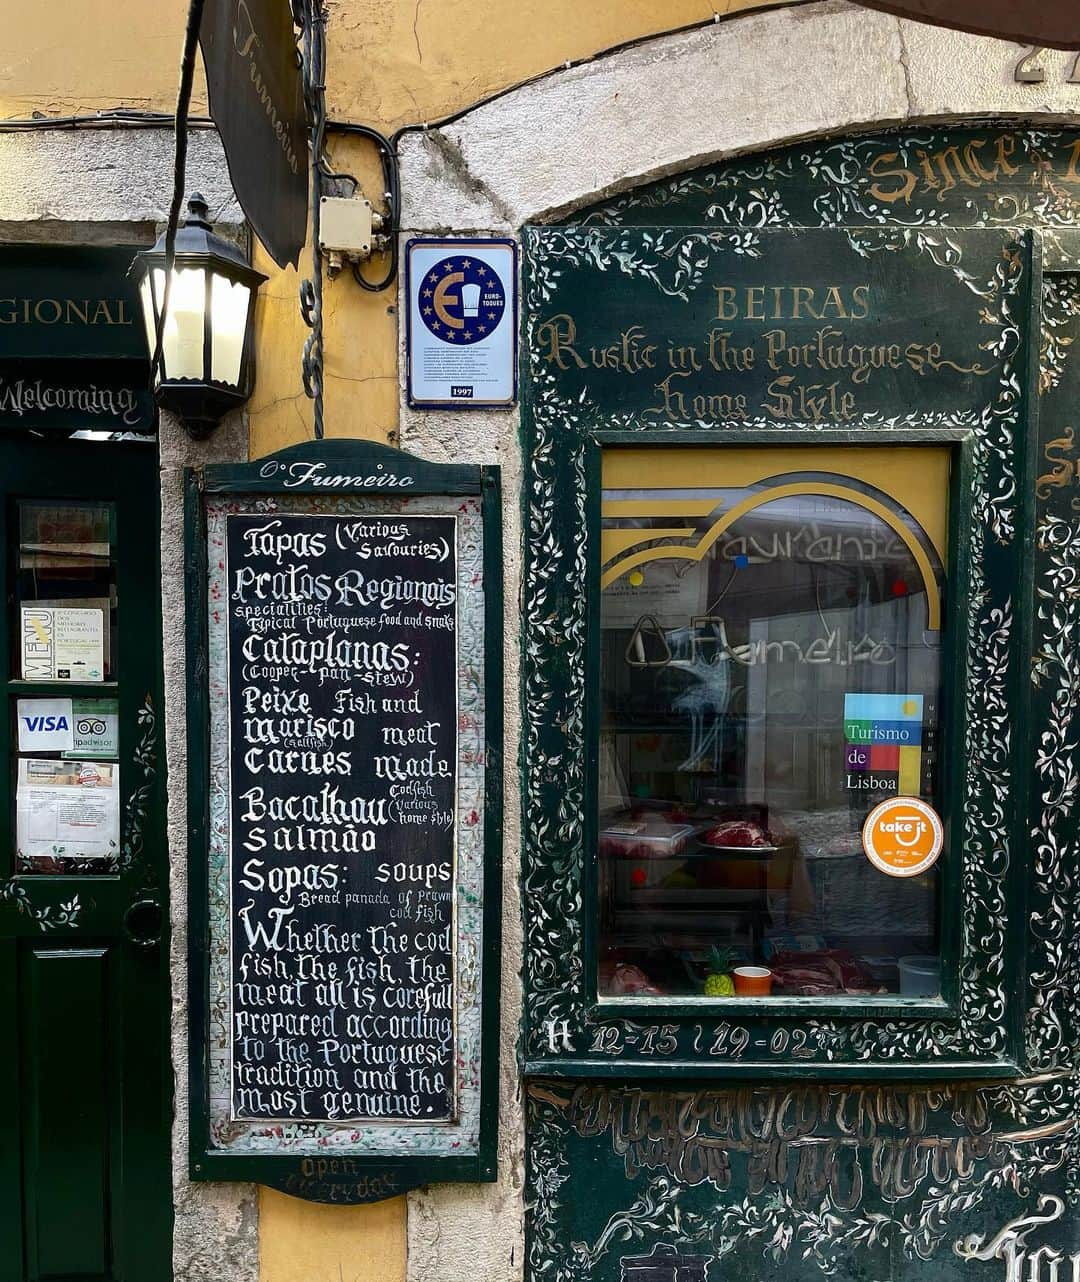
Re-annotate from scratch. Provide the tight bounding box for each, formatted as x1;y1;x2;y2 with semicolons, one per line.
596;448;947;1002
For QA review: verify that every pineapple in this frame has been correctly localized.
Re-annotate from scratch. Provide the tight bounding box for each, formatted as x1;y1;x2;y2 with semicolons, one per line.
703;947;736;997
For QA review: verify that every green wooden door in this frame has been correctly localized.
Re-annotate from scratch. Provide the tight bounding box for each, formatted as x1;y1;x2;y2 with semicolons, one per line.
0;437;171;1282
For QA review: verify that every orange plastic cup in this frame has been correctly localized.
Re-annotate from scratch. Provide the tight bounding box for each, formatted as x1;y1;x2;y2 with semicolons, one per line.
733;966;773;996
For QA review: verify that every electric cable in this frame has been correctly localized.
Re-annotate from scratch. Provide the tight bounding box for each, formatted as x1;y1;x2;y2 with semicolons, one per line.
326;121;399;292
150;0;206;391
300;0;327;438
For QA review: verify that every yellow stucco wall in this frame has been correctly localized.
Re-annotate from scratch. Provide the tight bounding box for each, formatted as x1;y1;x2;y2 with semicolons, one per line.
254;0;787;451
0;0;786;453
2;0;778;131
259;1189;406;1282
0;0;785;1276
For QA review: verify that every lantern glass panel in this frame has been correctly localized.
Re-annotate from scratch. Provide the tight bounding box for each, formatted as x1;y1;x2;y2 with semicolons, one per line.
210;274;251;387
157;266;207;381
138;272;159;365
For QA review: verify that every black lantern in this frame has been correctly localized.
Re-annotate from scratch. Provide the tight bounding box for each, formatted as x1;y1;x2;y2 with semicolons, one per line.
135;193;267;439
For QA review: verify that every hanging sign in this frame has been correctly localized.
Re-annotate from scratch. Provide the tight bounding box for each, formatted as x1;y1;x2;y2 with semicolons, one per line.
199;0;307;270
861;796;944;878
406;238;517;409
850;0;1080;49
186;439;502;1203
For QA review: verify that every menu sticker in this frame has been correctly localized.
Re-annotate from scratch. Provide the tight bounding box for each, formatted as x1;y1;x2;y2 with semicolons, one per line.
861;795;943;878
20;606;104;681
225;512;458;1124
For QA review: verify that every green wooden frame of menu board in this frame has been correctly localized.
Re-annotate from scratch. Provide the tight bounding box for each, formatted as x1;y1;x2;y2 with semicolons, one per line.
184;439;502;1203
520;213;1062;1080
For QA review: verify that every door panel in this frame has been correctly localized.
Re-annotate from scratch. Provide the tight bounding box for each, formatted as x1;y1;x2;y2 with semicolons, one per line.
0;437;171;1282
23;948;110;1282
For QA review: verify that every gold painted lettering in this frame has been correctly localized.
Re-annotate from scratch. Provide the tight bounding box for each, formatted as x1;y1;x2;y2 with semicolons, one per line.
652;369;691;419
818;286;847;318
791;287;818;320
706;329;754;372
932;145;981;194
995;133;1020;177
233;0;260;56
1036;427;1078;500
34;299;61;324
915;149;940;191
867;151;918;204
536;313;586;370
713;286;738;320
963;138;999;183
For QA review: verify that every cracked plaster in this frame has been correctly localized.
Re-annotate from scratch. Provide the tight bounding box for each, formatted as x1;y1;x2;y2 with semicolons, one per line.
399;0;1080;230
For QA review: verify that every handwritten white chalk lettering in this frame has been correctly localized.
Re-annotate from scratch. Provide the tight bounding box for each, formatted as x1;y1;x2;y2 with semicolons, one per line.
226;511;458;1123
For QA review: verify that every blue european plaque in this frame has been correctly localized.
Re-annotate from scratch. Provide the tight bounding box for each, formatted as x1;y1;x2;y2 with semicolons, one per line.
406;238;517;409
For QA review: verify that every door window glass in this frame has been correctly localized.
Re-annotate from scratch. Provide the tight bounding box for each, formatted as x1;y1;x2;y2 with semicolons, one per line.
597;447;947;1002
14;500;116;682
10;500;119;873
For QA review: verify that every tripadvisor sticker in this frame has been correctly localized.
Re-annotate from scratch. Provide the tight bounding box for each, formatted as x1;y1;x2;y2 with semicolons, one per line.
861;796;943;878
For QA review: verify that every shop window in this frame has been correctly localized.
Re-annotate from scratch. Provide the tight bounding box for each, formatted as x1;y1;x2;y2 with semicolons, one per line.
597;446;949;1004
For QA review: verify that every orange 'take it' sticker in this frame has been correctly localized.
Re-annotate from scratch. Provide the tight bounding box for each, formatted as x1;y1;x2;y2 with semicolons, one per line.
861;796;943;878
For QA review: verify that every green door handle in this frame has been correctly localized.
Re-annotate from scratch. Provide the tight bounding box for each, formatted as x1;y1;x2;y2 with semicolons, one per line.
123;898;163;949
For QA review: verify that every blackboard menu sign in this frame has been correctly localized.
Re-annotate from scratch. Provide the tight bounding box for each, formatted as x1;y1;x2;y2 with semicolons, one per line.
187;441;501;1202
227;511;458;1123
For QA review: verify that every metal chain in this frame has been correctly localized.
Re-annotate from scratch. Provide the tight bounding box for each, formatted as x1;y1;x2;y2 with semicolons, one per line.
298;0;327;439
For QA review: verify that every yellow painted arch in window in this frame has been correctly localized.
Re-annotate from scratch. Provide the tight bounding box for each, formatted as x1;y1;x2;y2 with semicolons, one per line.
600;480;942;631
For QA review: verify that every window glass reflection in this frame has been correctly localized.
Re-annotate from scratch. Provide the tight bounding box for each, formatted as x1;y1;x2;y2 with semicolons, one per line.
14;501;116;681
598;452;947;1002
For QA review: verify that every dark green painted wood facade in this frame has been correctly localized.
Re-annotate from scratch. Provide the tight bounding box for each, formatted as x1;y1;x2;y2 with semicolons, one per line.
0;437;171;1282
520;125;1079;1280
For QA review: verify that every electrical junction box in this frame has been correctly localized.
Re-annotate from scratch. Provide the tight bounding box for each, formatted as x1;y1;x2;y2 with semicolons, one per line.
319;196;374;258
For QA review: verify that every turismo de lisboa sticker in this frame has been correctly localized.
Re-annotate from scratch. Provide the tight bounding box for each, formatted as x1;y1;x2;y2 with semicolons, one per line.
406;238;517;409
861;796;944;878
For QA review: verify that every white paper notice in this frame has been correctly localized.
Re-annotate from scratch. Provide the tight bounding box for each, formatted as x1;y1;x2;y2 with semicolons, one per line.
20;607;105;682
16;698;75;752
16;759;119;862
